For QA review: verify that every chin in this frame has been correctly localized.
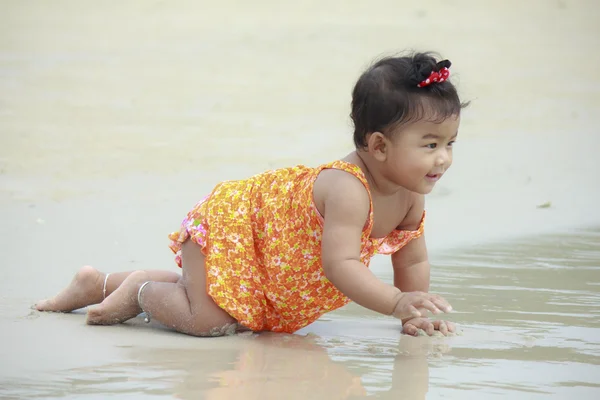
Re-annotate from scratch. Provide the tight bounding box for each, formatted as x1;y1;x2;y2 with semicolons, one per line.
412;184;435;195
397;179;435;195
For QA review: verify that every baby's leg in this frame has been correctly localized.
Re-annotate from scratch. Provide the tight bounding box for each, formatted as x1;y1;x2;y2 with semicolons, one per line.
35;266;180;312
87;240;238;336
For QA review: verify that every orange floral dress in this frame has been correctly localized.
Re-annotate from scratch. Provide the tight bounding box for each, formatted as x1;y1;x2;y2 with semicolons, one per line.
168;160;425;333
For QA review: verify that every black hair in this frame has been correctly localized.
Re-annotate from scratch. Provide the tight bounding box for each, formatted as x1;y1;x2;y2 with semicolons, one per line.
351;51;469;148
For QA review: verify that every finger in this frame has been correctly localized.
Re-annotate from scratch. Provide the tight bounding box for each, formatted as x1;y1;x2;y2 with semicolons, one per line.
438;321;449;336
416;308;429;317
431;295;453;313
446;321;456;333
424;320;435;336
433;320;454;335
416;299;442;315
409;318;434;336
403;323;418;336
407;305;422;318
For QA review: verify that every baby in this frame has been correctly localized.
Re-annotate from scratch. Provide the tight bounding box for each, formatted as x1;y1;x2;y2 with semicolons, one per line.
36;52;466;337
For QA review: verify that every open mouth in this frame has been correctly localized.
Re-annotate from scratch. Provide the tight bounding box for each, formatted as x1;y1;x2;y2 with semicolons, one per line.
425;173;441;181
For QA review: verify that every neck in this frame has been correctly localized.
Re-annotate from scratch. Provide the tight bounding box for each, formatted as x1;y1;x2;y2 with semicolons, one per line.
346;150;410;197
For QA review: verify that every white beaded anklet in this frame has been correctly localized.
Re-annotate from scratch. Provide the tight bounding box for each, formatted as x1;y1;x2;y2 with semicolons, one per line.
102;273;111;300
137;281;152;323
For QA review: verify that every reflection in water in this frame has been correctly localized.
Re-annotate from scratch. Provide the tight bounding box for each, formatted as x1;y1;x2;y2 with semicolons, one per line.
1;229;598;399
0;333;439;399
190;333;438;400
201;334;368;399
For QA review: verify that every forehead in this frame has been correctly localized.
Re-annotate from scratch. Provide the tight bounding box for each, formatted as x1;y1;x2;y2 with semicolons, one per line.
396;115;460;138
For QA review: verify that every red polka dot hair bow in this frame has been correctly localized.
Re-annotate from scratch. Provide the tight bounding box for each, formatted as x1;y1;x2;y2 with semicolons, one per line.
417;60;452;88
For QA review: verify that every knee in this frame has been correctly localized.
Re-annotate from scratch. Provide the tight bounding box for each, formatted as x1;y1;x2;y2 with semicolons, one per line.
128;270;150;282
185;322;239;337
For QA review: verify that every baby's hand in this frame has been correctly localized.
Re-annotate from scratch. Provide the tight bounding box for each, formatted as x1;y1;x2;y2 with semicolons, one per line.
391;291;452;320
402;317;456;336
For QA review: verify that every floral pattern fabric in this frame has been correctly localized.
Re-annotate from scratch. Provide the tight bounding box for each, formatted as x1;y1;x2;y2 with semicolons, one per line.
168;160;425;333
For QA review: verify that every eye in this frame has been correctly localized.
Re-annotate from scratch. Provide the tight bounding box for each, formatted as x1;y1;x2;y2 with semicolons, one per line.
447;140;455;147
426;143;437;149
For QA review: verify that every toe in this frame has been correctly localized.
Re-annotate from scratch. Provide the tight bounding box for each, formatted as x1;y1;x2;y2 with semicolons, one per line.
34;299;53;311
85;305;103;325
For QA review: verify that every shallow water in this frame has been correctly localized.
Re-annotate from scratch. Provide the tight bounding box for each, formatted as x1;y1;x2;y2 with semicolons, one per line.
1;228;598;399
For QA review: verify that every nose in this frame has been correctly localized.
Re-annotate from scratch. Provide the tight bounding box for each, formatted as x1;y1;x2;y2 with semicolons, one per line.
435;149;451;167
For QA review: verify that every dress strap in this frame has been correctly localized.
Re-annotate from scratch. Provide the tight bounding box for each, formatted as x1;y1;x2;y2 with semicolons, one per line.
321;160;371;188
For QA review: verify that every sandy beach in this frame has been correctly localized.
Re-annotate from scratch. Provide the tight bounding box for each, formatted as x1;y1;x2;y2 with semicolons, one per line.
1;0;599;398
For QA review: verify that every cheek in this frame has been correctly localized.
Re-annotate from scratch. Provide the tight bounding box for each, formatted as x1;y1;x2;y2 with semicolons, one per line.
394;152;416;168
396;153;428;175
447;150;454;167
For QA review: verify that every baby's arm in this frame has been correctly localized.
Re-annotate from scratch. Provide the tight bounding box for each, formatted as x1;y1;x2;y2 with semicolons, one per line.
317;171;450;319
392;195;430;293
392;196;456;335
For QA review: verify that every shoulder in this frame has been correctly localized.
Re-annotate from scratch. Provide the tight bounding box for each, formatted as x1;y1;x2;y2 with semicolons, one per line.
397;192;425;231
314;168;370;223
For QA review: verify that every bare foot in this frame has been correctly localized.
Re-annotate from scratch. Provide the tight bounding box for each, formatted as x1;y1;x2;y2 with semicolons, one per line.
35;265;105;312
86;270;148;325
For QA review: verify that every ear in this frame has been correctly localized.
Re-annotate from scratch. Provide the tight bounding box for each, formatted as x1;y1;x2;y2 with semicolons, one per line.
366;132;389;162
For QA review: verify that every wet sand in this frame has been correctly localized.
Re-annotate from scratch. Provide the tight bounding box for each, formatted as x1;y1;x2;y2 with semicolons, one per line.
1;0;600;398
